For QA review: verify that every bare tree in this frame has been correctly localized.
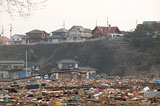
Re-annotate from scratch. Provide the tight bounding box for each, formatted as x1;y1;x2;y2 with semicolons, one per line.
0;0;47;17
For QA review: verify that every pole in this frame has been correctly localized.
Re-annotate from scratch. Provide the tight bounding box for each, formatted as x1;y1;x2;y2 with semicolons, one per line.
10;24;12;38
96;20;97;26
1;26;4;36
136;20;138;28
25;50;28;77
63;20;65;29
107;17;109;27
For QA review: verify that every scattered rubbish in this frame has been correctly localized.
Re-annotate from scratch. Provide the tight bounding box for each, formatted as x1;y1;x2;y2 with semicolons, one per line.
0;77;160;105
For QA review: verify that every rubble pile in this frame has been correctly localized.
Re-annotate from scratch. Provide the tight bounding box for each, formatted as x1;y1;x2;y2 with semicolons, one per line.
0;77;160;106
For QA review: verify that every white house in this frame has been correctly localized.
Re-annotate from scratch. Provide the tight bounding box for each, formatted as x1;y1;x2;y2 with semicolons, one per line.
11;34;26;44
66;26;92;42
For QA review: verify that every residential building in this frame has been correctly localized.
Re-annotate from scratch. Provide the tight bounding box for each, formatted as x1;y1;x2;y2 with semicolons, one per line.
92;25;122;39
81;28;93;39
48;28;68;43
143;21;157;25
27;62;40;74
51;59;96;80
67;26;92;42
0;36;11;45
26;29;50;43
0;60;39;79
0;60;25;79
10;34;26;44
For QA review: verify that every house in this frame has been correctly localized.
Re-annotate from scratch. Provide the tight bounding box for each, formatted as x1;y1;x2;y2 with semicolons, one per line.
48;28;68;43
67;26;92;42
51;59;96;80
81;28;93;39
0;60;26;79
0;60;39;79
10;34;26;44
27;62;40;74
0;36;11;45
26;29;50;43
92;25;122;39
143;21;157;25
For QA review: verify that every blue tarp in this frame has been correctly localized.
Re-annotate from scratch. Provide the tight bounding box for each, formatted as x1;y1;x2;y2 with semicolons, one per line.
18;73;26;78
155;80;160;84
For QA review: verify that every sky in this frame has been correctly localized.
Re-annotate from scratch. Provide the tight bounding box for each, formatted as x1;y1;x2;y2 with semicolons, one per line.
0;0;160;37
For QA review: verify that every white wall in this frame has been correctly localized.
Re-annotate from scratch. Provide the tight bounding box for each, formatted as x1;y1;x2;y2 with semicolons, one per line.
11;36;22;41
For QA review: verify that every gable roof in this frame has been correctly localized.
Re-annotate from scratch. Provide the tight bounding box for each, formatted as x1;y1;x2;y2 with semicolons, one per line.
51;28;68;33
69;25;84;32
56;59;79;64
0;36;10;41
84;28;92;33
94;26;120;36
0;60;25;64
69;26;92;34
26;29;46;34
11;34;25;39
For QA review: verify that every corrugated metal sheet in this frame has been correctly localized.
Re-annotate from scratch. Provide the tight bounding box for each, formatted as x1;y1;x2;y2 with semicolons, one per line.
144;91;160;98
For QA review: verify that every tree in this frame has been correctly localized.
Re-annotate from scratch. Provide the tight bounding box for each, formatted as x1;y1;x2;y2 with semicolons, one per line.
0;0;47;17
133;22;160;36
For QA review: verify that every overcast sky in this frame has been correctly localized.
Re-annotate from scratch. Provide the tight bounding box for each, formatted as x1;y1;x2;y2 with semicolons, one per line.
0;0;160;37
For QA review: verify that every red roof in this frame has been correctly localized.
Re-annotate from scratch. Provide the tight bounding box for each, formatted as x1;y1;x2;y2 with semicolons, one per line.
0;36;10;41
96;26;119;36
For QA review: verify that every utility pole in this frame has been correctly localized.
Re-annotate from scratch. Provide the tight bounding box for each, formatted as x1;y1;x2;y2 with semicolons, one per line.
25;50;28;77
10;24;12;38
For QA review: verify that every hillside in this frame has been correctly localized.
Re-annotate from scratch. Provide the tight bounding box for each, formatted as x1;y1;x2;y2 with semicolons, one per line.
0;37;160;76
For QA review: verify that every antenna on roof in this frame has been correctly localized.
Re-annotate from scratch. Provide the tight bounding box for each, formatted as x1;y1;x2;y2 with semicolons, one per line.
10;24;12;37
107;17;109;27
1;26;4;36
136;20;138;28
96;20;97;26
63;20;65;29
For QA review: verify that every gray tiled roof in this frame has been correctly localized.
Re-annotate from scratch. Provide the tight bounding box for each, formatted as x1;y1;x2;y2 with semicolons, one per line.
26;29;45;34
11;34;25;38
84;28;92;33
56;59;79;64
79;67;96;71
51;28;68;33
